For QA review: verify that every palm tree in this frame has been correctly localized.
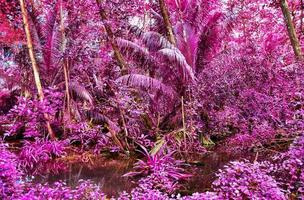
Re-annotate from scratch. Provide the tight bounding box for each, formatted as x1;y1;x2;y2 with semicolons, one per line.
115;2;222;146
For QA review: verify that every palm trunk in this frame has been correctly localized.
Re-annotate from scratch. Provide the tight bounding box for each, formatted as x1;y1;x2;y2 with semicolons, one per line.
19;0;56;140
159;0;176;45
96;0;128;74
280;0;303;60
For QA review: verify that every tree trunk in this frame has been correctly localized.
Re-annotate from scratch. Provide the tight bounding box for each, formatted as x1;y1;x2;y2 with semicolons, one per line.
158;0;176;45
301;0;304;38
280;0;303;60
60;1;71;119
19;0;56;139
96;0;128;74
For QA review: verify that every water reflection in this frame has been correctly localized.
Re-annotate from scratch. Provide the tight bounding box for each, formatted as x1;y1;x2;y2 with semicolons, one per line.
33;150;258;197
180;150;256;195
33;157;136;197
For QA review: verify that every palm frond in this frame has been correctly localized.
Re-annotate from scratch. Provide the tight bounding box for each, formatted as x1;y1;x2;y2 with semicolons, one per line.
117;38;148;58
142;31;173;51
117;38;157;69
150;9;163;22
195;12;222;73
116;74;176;99
69;83;93;105
128;25;144;37
84;110;120;133
28;5;44;46
175;22;200;67
42;1;60;71
158;48;196;82
149;8;167;36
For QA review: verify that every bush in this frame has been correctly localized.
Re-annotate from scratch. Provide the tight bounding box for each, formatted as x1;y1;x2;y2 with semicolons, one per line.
212;160;285;200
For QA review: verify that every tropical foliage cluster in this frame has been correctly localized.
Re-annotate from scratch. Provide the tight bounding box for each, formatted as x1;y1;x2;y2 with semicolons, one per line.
0;0;304;199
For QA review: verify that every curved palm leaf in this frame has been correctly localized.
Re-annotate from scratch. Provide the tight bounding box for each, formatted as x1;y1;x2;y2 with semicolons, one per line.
158;48;196;82
117;38;158;69
69;83;93;105
42;1;60;72
116;74;176;99
195;12;222;73
142;31;173;51
84;110;120;133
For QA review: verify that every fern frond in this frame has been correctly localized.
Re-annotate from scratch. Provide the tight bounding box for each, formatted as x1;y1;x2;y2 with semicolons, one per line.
84;110;108;124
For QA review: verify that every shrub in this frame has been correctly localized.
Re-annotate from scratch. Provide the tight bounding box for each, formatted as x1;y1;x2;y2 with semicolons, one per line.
212;160;285;200
20;180;106;200
273;134;304;198
0;142;23;199
18;139;67;174
124;148;190;193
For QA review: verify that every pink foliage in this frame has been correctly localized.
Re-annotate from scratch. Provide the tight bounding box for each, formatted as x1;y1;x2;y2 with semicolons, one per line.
0;0;304;199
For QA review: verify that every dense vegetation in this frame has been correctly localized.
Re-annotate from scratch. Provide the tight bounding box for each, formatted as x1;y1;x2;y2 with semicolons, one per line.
0;0;303;199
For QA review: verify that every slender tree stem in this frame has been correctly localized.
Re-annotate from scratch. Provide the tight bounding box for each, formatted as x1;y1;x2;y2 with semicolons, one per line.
119;107;130;150
280;0;303;60
159;0;176;45
106;82;129;152
19;0;56;139
96;0;128;74
156;112;160;137
63;60;70;115
301;0;304;38
60;1;71;119
181;96;186;139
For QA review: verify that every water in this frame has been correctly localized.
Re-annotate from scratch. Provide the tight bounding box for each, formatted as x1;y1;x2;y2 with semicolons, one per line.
180;150;256;195
33;156;136;197
33;150;258;197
